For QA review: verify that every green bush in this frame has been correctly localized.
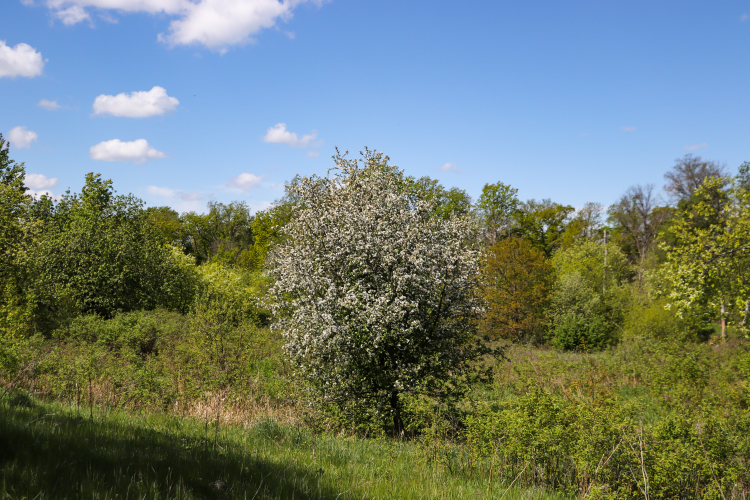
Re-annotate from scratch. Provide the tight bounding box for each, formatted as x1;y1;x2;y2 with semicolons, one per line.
463;387;750;498
551;312;609;351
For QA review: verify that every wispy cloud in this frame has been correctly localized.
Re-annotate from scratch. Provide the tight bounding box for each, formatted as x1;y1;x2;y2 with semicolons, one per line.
620;126;636;132
437;162;465;174
89;138;166;163
684;143;708;151
147;185;207;212
38;99;64;110
741;13;748;22
148;185;204;201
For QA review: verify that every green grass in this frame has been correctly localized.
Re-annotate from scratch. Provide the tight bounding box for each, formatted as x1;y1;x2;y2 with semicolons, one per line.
0;395;567;500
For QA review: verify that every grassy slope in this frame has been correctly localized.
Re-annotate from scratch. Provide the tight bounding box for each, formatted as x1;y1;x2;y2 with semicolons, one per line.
0;396;567;500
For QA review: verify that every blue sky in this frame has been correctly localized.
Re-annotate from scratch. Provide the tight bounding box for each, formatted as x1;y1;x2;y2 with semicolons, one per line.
2;0;749;213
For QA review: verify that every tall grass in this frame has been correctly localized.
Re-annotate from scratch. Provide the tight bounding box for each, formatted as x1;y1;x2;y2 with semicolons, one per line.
0;394;566;500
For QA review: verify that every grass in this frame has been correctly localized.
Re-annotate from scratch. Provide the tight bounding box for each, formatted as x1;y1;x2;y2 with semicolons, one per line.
0;394;567;500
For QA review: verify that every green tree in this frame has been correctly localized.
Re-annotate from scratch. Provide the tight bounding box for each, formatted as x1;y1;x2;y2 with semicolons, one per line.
269;149;491;433
481;237;553;344
145;206;182;245
403;175;472;219
608;184;670;281
548;240;629;350
0;136;37;337
0;133;28;193
181;201;255;267
661;175;750;340
559;202;605;247
34;173;192;319
476;181;520;243
515;199;575;257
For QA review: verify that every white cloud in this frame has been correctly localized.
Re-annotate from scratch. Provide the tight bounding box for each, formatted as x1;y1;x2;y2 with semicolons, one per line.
25;173;58;190
250;200;273;212
7;126;39;149
306;150;320;158
147;185;203;200
438;162;465;174
227;172;265;190
27;189;63;201
93;86;179;118
742;13;748;22
38;99;63;110
620;126;636;132
56;4;90;24
0;41;45;79
263;123;319;148
41;0;323;50
89;139;166;163
147;184;207;212
684;143;708;151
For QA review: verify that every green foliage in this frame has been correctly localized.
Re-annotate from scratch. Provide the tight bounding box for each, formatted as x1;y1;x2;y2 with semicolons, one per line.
464;386;750;498
180;201;255;267
547;241;630;351
477;181;520;243
0;133;27;192
33;173;193;319
515;199;575;257
482;237;553;343
661;175;750;339
551;240;630;294
145;205;182;244
403;175;473;219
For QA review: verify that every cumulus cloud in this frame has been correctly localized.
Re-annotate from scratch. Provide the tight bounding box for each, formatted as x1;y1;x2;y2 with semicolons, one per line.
93;86;179;118
263;123;319;148
25;173;58;190
227;172;265;190
684;143;708;151
7;126;38;149
0;41;44;79
620;126;636;132
38;99;63;110
41;0;323;50
89;139;166;163
438;162;465;174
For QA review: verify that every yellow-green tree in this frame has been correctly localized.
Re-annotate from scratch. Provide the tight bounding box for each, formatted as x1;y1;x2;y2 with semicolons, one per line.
481;237;554;343
662;175;750;340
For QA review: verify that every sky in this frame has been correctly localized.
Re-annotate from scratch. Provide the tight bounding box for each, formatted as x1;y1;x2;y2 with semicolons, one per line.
2;0;750;213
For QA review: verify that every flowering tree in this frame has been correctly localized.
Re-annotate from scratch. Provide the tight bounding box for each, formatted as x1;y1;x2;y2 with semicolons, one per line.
269;149;487;432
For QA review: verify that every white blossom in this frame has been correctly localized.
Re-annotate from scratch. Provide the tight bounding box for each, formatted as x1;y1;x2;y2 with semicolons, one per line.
269;149;486;429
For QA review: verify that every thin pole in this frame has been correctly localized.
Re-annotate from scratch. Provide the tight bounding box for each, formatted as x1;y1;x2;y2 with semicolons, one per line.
603;229;608;295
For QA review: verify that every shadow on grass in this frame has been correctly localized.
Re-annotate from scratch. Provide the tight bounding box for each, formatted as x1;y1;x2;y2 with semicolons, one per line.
0;396;356;500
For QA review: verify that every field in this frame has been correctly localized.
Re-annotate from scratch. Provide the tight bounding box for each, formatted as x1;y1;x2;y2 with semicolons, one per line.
2;315;749;499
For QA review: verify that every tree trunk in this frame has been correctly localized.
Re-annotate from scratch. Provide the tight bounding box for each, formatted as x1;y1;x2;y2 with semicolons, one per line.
720;300;726;342
390;390;404;436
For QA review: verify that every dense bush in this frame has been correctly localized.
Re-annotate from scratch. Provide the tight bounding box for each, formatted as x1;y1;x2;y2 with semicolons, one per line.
464;386;750;498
